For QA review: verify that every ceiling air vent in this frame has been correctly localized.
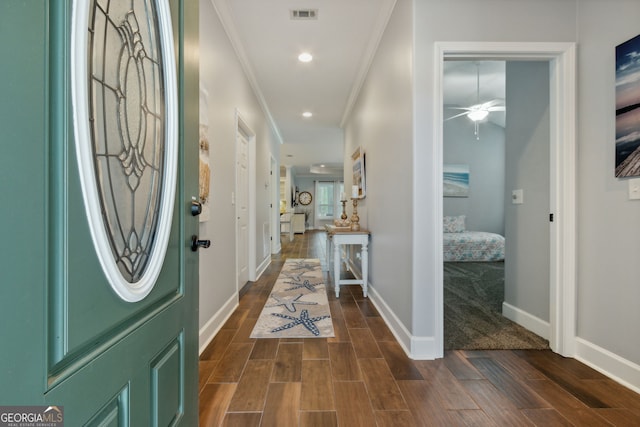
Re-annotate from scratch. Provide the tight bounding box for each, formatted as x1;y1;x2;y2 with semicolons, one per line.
290;9;318;20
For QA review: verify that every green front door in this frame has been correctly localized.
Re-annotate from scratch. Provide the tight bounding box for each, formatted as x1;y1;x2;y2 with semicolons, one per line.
0;1;200;425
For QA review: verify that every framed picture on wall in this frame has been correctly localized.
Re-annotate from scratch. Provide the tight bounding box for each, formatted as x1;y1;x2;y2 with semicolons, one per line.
615;34;640;177
443;164;469;197
352;146;366;198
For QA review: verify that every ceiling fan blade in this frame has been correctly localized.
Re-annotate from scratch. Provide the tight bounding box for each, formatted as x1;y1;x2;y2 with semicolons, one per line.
444;111;470;121
480;99;504;109
487;106;506;112
446;106;473;111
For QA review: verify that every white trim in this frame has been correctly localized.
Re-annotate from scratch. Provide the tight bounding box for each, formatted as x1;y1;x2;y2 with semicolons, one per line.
198;293;239;355
368;286;412;355
255;255;271;281
211;0;283;144
71;0;178;302
340;0;398;127
575;338;640;394
502;302;550;340
434;42;577;356
270;155;280;254
369;285;439;360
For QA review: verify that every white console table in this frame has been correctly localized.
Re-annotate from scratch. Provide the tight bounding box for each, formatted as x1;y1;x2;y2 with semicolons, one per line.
325;225;370;298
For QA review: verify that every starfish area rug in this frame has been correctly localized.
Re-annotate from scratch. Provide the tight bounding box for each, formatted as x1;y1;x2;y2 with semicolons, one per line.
250;258;335;339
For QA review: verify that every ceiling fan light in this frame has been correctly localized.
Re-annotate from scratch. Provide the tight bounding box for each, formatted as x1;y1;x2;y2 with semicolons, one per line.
298;52;313;63
468;109;489;122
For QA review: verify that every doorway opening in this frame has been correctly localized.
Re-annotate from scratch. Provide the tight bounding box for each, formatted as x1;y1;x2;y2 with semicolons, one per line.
434;42;577;357
442;60;552;351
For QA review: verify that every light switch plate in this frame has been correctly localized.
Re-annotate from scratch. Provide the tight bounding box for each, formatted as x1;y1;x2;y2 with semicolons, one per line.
628;179;640;200
512;189;524;204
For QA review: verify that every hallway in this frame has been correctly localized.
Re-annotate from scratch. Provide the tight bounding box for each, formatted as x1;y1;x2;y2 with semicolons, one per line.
198;231;640;426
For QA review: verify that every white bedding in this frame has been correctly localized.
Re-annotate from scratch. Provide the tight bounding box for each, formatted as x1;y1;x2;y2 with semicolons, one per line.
443;231;505;262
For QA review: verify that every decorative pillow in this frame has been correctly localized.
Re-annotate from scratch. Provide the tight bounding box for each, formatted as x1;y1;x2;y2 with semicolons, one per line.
443;215;465;233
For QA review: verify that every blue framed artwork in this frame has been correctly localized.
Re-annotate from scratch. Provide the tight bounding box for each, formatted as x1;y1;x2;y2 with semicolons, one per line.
443;164;469;197
615;34;640;177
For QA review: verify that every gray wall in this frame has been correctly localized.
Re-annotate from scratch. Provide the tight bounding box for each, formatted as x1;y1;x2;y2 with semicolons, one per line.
198;0;280;344
504;61;551;322
443;118;505;235
577;0;640;363
377;0;640;376
344;0;415;331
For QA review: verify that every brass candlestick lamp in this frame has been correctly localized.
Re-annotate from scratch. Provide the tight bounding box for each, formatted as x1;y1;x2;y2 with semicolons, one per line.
350;198;360;231
340;200;348;220
333;197;351;228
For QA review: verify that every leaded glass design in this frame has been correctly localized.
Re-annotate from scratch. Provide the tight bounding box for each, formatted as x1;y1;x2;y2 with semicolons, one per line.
88;0;166;282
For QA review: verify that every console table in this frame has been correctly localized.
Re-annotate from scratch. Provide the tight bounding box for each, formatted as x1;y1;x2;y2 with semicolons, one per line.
325;225;370;298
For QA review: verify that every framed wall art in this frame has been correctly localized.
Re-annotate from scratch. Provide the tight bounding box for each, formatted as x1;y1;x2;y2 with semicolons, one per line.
443;164;469;197
352;146;366;198
615;34;640;177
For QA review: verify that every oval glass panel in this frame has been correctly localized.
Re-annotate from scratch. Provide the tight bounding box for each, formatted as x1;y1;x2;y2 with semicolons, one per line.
71;0;178;302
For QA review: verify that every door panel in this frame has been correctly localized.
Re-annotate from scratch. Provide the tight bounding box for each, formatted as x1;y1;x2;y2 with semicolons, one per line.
237;133;249;286
0;1;199;425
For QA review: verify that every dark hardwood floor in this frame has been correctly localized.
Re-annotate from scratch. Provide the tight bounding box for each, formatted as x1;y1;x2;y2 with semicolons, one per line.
199;231;640;426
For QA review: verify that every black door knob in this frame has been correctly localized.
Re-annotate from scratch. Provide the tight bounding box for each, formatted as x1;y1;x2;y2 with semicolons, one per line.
191;235;211;251
191;200;203;216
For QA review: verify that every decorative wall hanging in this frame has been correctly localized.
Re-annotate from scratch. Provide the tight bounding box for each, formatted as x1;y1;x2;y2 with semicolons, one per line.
199;125;211;222
443;164;470;197
615;34;640;177
352;146;366;198
199;85;211;221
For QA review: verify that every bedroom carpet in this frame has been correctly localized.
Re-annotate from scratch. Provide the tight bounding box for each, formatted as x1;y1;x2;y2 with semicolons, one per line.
444;261;550;350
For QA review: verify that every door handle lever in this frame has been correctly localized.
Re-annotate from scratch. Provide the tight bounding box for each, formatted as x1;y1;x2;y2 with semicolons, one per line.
191;235;211;251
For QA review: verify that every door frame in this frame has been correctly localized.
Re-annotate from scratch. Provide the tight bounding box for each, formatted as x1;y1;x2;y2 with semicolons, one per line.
434;42;577;357
235;109;256;291
270;154;280;254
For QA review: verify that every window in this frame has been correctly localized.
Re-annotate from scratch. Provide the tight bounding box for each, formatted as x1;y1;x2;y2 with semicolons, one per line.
315;181;344;222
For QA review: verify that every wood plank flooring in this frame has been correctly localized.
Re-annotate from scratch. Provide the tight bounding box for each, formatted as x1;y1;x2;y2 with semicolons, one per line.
199;231;640;426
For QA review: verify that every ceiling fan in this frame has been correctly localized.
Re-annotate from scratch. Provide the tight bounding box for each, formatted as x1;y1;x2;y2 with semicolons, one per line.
445;63;505;139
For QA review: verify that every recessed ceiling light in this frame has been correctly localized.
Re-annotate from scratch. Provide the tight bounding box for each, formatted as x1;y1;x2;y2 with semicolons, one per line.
298;52;313;63
302;111;312;118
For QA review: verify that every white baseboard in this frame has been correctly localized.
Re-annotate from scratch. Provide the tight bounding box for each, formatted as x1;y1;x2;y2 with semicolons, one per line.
368;285;439;360
255;255;271;281
502;301;550;340
198;293;238;355
355;285;640;391
272;242;282;254
575;337;640;394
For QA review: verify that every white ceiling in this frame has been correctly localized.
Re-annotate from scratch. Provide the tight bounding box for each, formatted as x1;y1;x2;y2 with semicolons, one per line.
212;1;505;177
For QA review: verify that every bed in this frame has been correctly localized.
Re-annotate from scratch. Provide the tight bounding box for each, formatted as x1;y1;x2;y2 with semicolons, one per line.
443;215;505;262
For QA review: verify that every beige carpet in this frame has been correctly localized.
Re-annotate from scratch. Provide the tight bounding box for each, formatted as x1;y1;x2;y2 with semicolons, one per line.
250;258;334;339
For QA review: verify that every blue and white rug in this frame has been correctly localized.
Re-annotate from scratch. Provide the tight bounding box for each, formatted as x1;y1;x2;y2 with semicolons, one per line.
250;258;334;339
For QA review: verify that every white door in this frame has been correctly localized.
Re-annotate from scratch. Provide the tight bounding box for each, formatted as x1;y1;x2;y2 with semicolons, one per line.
237;132;250;287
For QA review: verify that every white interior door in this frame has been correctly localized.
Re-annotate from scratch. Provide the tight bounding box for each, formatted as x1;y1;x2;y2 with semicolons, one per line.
237;132;250;287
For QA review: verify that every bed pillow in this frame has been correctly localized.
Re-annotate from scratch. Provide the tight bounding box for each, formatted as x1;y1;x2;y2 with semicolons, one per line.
443;215;466;233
